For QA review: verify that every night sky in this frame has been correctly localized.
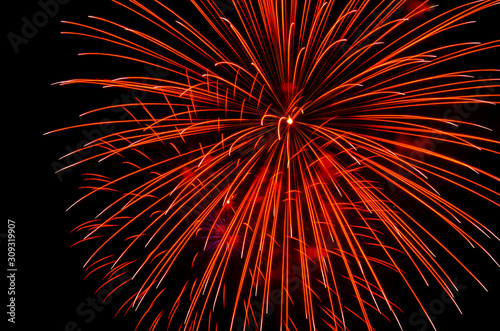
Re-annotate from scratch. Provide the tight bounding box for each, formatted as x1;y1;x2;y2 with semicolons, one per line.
5;1;500;331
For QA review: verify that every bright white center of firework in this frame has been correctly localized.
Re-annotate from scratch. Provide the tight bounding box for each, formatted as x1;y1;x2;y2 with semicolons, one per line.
287;116;293;125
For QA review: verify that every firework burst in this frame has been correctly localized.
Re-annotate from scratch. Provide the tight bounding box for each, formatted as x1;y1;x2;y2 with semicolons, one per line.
50;0;500;330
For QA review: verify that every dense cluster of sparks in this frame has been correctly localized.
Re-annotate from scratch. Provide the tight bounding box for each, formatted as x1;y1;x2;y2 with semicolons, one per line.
51;0;500;330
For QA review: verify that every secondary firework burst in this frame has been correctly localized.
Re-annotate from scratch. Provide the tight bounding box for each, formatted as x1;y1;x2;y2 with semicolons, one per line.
50;0;500;330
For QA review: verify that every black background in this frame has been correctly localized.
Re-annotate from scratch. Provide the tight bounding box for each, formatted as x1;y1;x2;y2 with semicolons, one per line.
4;1;500;331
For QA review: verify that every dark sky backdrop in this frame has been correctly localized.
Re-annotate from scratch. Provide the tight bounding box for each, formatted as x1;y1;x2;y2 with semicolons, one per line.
5;1;500;331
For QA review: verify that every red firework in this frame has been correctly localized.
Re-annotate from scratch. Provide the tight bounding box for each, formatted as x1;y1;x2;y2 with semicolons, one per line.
49;1;500;330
